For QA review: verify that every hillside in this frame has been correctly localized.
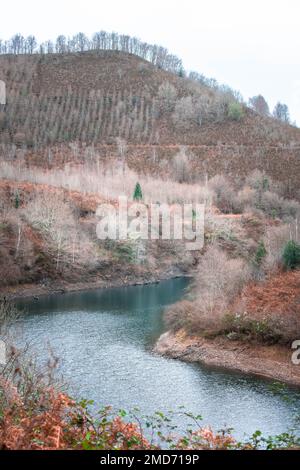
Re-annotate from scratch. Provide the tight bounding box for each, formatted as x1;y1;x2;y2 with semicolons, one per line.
1;35;300;449
0;51;300;193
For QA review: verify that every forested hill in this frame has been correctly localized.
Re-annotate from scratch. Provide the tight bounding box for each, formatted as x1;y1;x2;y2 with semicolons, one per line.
0;33;299;191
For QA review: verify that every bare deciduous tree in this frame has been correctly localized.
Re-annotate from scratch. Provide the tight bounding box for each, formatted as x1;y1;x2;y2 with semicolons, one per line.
249;95;270;116
273;102;290;123
157;82;177;113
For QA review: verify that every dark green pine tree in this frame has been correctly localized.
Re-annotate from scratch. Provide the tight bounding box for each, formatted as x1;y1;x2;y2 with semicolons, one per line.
133;182;143;201
14;191;20;209
282;240;300;270
255;240;267;266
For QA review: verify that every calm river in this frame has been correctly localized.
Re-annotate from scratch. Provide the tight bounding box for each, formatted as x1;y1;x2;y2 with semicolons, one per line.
16;278;300;440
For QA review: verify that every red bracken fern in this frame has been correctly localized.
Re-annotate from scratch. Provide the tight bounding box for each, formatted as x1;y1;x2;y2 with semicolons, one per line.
0;376;152;450
0;383;73;450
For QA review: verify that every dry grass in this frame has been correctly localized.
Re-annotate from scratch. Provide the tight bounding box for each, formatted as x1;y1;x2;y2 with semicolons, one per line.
0;161;213;206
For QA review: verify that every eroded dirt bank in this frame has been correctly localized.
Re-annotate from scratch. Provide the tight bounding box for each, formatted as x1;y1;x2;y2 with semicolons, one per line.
154;329;300;387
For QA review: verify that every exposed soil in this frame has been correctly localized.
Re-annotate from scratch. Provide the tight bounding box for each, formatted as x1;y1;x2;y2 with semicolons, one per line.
154;330;300;387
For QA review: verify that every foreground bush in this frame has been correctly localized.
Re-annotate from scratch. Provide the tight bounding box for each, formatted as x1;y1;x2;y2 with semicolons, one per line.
227;102;244;121
208;175;240;214
0;373;241;450
223;313;282;344
1;377;299;450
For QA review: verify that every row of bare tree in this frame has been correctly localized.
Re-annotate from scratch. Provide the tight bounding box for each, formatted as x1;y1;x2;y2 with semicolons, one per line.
0;32;183;75
0;33;294;126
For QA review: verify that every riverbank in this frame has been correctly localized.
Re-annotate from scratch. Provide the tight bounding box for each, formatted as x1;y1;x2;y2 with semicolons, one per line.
0;270;192;301
154;330;300;387
4;268;300;389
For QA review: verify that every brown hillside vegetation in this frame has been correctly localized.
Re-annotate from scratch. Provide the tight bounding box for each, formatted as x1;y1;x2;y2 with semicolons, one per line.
234;269;300;318
1;34;300;451
0;52;300;192
0;178;196;292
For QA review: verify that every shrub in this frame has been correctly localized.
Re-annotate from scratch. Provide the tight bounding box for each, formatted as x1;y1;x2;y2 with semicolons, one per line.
165;300;199;333
282;241;300;270
223;313;282;345
172;147;191;183
227;102;244;121
116;242;136;263
105;240;136;263
195;246;250;301
208;175;240;213
246;170;271;192
223;307;300;346
0;378;238;450
254;241;267;267
242;171;299;220
246;170;284;196
204;208;235;242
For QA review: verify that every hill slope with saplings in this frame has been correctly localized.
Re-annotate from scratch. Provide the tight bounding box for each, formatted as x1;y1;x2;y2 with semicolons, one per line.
0;49;299;193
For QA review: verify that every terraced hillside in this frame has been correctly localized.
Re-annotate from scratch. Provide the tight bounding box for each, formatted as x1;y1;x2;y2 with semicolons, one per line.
0;51;299;193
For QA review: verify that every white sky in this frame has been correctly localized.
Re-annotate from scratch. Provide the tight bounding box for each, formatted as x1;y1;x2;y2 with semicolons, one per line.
2;0;300;124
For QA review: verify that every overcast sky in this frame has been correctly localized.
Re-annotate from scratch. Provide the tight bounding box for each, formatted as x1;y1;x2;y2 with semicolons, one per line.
2;0;300;124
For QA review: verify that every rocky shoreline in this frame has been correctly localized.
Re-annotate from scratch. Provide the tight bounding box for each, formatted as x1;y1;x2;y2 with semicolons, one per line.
154;330;300;387
0;271;192;301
